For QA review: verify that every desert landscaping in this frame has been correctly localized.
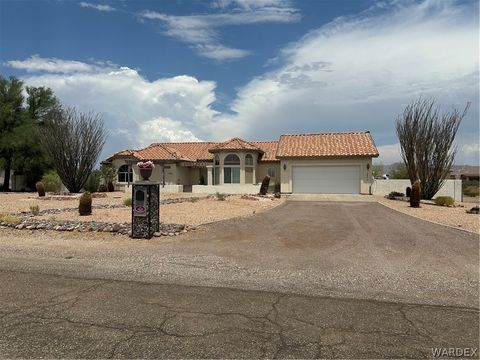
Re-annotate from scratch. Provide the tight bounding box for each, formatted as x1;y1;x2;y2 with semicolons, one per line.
376;195;479;234
0;191;285;236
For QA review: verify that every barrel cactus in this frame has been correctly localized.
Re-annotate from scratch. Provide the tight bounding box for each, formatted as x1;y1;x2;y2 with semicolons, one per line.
36;181;45;197
409;179;421;208
79;192;92;216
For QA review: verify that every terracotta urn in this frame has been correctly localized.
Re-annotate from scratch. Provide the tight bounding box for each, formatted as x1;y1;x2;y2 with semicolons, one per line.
139;168;153;181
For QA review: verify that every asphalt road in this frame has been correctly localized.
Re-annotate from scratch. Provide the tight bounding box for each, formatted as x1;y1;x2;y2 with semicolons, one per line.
1;270;478;359
0;201;478;358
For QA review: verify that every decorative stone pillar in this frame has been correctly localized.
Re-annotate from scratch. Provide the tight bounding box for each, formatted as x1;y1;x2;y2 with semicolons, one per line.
131;181;160;239
206;165;213;185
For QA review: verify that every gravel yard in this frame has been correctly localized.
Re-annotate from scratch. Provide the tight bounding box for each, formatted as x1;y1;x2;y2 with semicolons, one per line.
375;195;479;234
0;192;283;226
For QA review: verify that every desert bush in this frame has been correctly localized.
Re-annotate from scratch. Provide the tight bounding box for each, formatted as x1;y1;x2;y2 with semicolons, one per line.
434;196;454;206
0;213;20;224
191;197;200;203
466;206;479;214
79;192;92;215
215;192;226;201
83;170;101;193
29;204;40;215
387;191;404;199
123;197;132;207
98;183;108;192
107;181;115;192
41;171;62;193
35;181;45;197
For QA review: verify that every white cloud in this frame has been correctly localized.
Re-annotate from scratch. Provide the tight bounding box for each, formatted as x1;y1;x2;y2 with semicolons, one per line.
212;0;294;11
5;55;104;73
375;143;402;164
138;1;300;61
461;143;480;156
139;117;201;146
79;2;116;12
212;0;478;163
6;0;479;165
7;58;219;160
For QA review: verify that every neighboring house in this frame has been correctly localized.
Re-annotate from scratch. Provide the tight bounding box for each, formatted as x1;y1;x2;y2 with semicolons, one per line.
0;169;27;191
449;165;480;181
104;131;379;194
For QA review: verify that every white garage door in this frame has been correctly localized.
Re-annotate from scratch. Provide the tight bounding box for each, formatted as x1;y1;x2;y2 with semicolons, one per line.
292;166;360;194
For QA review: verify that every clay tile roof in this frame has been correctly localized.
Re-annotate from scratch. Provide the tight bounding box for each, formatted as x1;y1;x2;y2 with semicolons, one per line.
251;141;279;161
134;144;196;162
276;132;379;158
209;138;264;153
164;142;217;161
104;149;139;162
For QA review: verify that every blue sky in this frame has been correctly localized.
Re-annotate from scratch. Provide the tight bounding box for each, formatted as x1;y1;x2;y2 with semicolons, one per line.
1;0;478;164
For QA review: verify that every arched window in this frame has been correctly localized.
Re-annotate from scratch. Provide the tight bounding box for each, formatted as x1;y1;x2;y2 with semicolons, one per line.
224;153;240;183
118;165;133;183
224;154;240;165
245;154;254;184
245;154;253;166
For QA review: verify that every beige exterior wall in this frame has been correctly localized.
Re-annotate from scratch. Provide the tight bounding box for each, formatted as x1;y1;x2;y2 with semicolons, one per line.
280;157;373;194
256;162;281;184
214;151;260;185
111;155;374;194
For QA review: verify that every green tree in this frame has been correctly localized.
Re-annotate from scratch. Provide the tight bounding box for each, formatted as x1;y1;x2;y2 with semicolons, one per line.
100;163;117;185
0;76;25;190
0;76;60;191
26;86;60;125
389;163;409;179
372;164;384;178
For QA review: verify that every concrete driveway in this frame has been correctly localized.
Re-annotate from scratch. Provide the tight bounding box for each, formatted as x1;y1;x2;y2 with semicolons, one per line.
0;200;478;358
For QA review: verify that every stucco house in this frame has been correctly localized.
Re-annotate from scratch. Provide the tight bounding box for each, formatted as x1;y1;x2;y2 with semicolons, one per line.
104;131;379;194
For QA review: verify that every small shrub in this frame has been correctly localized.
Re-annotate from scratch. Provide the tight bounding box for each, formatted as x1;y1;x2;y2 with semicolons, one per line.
387;191;404;199
434;196;454;206
0;213;20;225
41;171;62;193
466;206;479;214
191;197;200;203
123;197;132;207
29;204;40;216
35;182;45;197
107;181;115;192
84;170;101;193
79;192;92;216
98;183;108;192
215;192;226;201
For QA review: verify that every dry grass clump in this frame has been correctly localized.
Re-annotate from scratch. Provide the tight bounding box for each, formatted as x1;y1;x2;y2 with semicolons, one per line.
0;213;20;225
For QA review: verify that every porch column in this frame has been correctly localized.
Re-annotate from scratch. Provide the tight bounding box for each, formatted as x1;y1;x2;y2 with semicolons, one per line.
206;165;213;185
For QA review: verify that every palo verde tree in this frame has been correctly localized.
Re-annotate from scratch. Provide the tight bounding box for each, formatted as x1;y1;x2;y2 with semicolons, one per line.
41;107;106;193
396;97;469;199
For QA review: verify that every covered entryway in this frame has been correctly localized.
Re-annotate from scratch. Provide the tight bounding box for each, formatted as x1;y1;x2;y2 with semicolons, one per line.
292;166;360;194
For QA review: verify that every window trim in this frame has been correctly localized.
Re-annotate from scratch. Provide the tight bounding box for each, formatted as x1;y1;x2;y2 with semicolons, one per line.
118;164;133;183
